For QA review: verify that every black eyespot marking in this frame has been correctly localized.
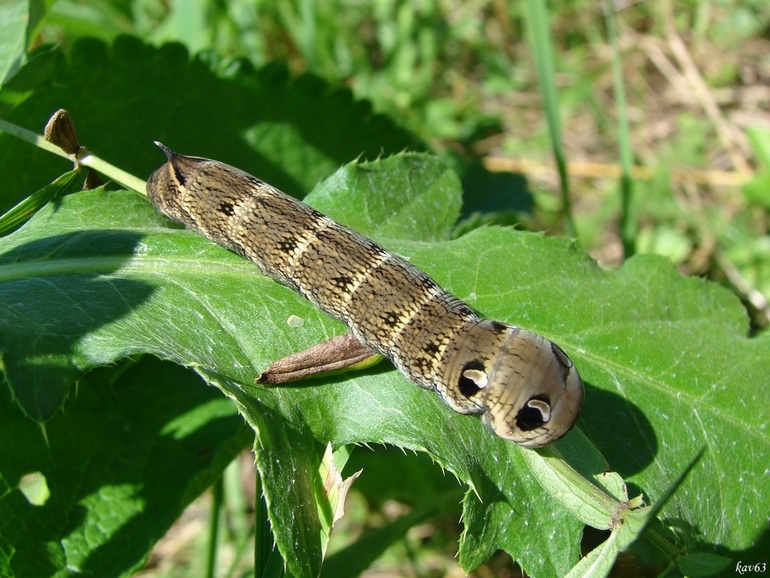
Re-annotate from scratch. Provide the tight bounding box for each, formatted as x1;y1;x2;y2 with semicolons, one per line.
458;374;481;398
516;395;551;431
218;201;235;216
458;360;487;398
464;360;485;372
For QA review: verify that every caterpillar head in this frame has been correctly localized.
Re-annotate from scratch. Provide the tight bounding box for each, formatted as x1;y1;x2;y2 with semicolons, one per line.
438;320;583;448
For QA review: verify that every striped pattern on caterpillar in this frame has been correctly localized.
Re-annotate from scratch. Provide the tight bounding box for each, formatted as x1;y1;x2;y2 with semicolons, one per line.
147;144;583;447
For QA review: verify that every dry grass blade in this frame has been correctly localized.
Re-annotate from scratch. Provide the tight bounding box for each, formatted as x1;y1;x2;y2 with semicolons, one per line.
663;0;750;174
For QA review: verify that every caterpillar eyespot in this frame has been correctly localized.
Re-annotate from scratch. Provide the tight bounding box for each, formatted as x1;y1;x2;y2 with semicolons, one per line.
146;144;584;447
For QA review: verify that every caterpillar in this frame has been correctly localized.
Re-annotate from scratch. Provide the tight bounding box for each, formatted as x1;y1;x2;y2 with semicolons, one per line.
147;144;583;447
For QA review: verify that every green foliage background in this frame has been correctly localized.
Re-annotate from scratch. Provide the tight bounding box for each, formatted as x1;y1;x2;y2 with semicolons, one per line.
1;1;769;577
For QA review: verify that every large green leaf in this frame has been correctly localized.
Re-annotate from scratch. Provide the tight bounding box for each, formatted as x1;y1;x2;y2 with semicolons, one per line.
0;36;424;214
0;0;48;85
1;151;767;576
0;356;252;577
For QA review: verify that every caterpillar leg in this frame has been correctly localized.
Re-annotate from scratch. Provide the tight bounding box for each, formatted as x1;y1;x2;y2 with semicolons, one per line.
257;333;382;385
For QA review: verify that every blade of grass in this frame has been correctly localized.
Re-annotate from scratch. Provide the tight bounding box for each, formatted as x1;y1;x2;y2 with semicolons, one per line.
604;3;636;259
254;471;278;578
206;476;224;578
298;0;318;70
224;456;250;544
524;0;578;239
0;168;82;234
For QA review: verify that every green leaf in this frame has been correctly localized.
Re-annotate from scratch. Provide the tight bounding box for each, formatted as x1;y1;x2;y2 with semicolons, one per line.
521;430;621;530
0;357;251;577
308;156;461;242
746;125;770;169
0;37;423;214
320;489;461;578
3;148;766;576
676;551;733;577
1;153;585;576
742;171;770;210
0;0;36;85
742;126;770;209
563;447;704;577
0;168;82;235
0;188;173;419
563;531;621;578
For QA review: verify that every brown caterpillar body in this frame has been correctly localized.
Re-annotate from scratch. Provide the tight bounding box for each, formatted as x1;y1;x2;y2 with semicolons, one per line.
147;145;583;447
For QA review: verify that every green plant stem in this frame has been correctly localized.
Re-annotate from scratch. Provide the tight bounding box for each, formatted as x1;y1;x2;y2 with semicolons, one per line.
525;0;578;240
604;4;636;259
0;169;82;235
224;457;249;544
0;117;147;194
254;471;275;578
206;477;224;578
76;149;147;194
0;118;71;159
222;457;251;578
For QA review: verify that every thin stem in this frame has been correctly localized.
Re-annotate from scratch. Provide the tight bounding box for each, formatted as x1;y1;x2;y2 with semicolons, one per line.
524;0;579;239
254;470;275;578
0;117;147;195
0;118;72;160
604;2;636;259
77;149;147;195
206;477;224;578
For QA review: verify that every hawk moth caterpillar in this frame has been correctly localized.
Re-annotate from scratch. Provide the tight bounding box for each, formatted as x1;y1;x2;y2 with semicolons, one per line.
147;144;583;447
